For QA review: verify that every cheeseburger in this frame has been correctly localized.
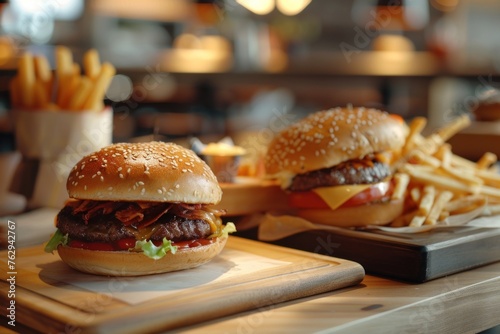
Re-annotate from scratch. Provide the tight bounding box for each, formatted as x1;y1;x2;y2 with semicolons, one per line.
265;106;407;227
45;141;235;276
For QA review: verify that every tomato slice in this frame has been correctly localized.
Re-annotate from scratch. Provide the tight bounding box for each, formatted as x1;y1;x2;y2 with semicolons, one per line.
288;181;393;209
68;238;214;251
116;238;136;250
68;240;114;251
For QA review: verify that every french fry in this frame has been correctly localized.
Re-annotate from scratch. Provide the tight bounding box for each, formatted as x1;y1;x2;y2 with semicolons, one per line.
59;74;82;109
409;215;426;227
434;114;471;143
445;195;485;213
408;150;441;168
391;209;418;227
18;52;36;108
403;117;427;154
55;46;74;106
418;185;435;216
33;80;49;108
434;144;451;167
34;55;52;82
478;184;500;201
474;168;500;188
450;153;478;170
11;46;114;112
82;62;115;111
439;164;483;186
476;152;497;170
83;48;101;79
392;173;410;200
401;164;478;195
425;190;453;225
68;77;92;111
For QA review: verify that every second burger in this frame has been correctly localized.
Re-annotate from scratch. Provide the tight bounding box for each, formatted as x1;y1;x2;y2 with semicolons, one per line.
265;106;408;227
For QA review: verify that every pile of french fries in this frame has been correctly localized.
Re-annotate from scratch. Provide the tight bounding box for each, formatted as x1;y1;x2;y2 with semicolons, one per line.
390;114;500;227
9;46;115;112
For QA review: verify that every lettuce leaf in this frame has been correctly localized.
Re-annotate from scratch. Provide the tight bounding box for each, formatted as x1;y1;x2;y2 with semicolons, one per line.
212;222;237;239
44;229;68;253
134;238;178;260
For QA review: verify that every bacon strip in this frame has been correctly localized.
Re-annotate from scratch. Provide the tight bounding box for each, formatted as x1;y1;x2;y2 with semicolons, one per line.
134;204;172;228
115;204;145;225
68;200;223;231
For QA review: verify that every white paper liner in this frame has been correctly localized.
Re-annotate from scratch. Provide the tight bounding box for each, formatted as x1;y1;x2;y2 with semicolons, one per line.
258;204;499;241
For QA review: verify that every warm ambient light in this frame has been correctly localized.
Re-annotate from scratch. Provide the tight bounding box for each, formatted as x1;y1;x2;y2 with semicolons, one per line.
237;0;311;15
236;0;274;15
276;0;312;16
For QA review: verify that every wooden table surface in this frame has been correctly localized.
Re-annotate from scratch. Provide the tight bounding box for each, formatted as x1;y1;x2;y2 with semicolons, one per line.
1;260;499;333
176;261;500;334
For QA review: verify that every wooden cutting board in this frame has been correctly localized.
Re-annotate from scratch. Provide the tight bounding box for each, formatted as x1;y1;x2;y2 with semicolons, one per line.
0;237;364;334
214;177;291;216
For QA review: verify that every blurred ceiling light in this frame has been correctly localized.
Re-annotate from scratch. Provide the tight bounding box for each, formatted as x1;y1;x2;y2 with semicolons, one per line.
1;3;54;44
236;0;274;15
106;74;133;102
372;34;415;52
91;0;190;21
237;0;311;15
166;33;233;73
276;0;312;16
10;0;83;20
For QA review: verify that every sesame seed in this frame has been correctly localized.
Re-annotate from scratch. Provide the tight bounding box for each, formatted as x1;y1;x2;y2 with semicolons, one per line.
100;176;104;182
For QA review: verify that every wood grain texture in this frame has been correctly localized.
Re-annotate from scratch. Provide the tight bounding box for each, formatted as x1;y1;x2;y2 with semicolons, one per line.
0;237;364;334
177;261;500;334
213;178;291;216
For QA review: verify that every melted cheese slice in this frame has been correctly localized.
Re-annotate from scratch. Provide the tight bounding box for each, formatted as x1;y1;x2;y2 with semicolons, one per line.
312;184;372;210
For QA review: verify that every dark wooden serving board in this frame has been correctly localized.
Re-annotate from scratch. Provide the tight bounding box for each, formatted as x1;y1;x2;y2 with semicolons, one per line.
259;225;500;283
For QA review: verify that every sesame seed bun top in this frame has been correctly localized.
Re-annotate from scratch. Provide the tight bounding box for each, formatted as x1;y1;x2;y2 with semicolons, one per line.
66;142;222;204
264;107;407;176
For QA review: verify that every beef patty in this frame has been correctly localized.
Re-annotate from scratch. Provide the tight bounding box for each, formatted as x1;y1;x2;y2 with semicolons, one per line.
288;157;390;192
56;206;212;243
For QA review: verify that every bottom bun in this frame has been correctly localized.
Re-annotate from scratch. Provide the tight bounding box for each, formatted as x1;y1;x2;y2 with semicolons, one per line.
57;236;228;276
296;199;404;227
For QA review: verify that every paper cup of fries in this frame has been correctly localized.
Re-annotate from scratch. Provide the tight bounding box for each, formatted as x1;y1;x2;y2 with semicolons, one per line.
10;46;116;208
13;108;113;209
14;108;113;160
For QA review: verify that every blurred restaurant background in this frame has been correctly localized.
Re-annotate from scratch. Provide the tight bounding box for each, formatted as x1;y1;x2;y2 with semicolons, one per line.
0;0;500;152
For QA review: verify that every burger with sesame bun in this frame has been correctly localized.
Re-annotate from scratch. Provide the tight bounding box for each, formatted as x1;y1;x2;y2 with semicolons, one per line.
44;142;235;276
265;106;407;227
